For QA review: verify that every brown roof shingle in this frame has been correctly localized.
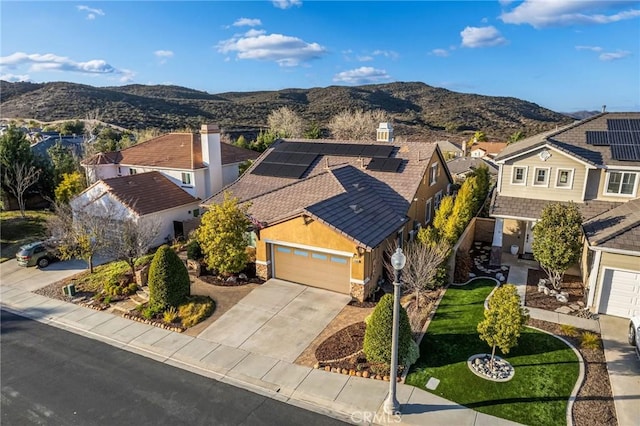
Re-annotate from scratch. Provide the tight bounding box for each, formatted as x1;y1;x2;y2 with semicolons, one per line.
583;198;640;252
100;171;200;216
490;195;622;221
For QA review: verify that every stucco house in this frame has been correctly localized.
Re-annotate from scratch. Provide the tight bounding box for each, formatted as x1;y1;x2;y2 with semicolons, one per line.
202;126;453;301
470;141;508;159
446;156;498;182
75;124;259;243
489;112;640;318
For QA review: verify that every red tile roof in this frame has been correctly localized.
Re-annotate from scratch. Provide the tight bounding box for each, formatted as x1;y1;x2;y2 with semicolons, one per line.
82;133;259;169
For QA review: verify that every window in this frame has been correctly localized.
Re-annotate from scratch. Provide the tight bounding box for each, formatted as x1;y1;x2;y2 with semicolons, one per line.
434;191;443;209
129;168;137;175
246;231;257;248
606;172;637;195
181;172;192;185
425;198;433;224
330;257;347;264
429;163;439;185
294;249;308;257
533;168;549;186
192;208;200;218
555;169;573;189
511;166;527;185
312;253;327;260
276;246;291;253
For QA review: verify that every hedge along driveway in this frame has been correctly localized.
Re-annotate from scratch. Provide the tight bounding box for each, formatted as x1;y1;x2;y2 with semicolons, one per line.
406;279;579;426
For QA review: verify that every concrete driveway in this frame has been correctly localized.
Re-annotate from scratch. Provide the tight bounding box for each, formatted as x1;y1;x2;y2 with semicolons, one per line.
0;259;89;292
196;279;351;363
599;315;640;426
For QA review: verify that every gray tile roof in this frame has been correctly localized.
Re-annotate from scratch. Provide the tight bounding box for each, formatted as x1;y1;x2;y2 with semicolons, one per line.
583;198;640;253
494;112;640;167
446;157;498;176
490;195;622;222
203;138;447;249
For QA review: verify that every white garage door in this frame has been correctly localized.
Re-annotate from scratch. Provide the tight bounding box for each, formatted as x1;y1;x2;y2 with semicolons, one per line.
273;244;351;294
599;269;640;318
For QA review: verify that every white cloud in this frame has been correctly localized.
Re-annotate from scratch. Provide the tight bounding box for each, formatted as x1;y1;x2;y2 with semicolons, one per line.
372;50;399;60
154;50;174;58
217;32;326;67
232;18;262;27
460;26;507;48
333;67;391;84
500;1;640;28
244;29;266;37
481;17;489;23
599;50;631;61
575;45;603;52
357;55;373;62
0;52;133;81
76;5;105;20
430;48;450;57
272;0;302;9
0;73;31;82
154;50;174;64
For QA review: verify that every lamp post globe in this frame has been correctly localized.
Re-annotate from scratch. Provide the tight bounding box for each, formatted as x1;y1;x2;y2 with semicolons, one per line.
383;246;406;415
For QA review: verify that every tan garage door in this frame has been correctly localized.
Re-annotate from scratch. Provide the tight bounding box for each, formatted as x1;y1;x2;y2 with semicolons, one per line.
599;269;640;318
273;244;350;294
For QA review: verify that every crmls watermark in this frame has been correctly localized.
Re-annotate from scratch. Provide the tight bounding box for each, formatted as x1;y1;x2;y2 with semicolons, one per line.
350;411;401;424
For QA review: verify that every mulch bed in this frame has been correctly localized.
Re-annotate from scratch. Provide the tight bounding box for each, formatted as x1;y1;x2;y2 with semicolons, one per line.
525;269;588;315
315;322;366;362
528;318;617;426
197;275;264;286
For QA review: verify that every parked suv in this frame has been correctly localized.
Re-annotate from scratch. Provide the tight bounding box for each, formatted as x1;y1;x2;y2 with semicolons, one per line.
16;241;58;268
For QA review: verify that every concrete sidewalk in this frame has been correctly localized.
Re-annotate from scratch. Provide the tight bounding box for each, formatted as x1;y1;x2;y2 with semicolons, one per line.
0;278;520;426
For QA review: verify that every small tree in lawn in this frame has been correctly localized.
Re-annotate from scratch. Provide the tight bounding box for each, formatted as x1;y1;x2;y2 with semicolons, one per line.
477;284;528;370
148;245;190;310
108;217;161;283
363;294;414;371
532;202;583;290
197;192;250;276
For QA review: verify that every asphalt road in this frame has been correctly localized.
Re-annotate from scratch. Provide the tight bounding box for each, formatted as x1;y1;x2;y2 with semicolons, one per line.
0;310;347;426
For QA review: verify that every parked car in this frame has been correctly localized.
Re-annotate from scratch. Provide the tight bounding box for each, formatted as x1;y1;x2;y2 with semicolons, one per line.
629;316;640;359
15;241;58;268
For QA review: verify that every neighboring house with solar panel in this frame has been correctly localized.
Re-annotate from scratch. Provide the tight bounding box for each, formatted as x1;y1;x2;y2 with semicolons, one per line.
75;125;259;243
201;127;453;301
489;112;640;318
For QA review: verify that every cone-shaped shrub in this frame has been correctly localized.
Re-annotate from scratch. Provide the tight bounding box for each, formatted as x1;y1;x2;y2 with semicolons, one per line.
363;293;413;366
148;245;190;309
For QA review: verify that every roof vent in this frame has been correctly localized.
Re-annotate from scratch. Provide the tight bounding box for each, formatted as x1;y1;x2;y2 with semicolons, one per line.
349;204;363;214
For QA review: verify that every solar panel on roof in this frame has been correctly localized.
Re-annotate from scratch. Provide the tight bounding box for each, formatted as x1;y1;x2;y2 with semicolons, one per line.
276;141;394;158
607;119;631;131
586;131;609;145
609;132;635;145
611;144;640;161
366;158;403;172
630;119;640;131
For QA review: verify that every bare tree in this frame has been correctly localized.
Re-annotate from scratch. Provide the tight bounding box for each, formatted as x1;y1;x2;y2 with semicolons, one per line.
107;216;161;283
267;106;304;138
328;108;389;140
83;108;102;141
47;202;112;273
3;163;41;218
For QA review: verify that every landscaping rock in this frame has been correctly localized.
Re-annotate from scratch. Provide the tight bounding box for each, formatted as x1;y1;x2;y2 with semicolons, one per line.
135;264;150;286
555;306;573;314
556;293;569;303
238;273;248;281
468;354;514;381
496;273;504;281
226;276;237;283
549;289;558;296
469;273;476;278
543;287;550;295
577;301;585;307
570;304;581;311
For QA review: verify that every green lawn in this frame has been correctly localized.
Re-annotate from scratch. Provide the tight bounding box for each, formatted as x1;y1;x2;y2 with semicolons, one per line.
406;279;579;426
0;210;54;262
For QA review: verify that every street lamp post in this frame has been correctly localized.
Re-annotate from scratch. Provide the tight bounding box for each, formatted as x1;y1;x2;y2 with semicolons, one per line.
383;247;406;415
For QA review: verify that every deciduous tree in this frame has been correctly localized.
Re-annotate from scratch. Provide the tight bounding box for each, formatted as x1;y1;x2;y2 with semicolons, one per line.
107;217;161;282
477;284;528;370
3;162;41;218
328;108;388;140
197;192;250;275
532;202;583;290
267;106;304;138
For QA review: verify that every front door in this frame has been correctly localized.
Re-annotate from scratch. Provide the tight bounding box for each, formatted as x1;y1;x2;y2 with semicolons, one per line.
523;221;534;253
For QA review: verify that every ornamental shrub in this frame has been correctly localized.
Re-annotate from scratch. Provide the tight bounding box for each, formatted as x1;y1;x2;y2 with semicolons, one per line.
148;245;190;309
363;294;413;367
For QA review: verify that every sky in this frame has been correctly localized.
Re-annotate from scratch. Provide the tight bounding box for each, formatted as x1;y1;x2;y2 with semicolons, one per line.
1;1;639;113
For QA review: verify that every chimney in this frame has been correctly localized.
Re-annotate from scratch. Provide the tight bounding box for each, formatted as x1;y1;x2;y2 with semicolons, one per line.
200;124;223;198
376;122;394;143
602;105;606;113
462;139;468;157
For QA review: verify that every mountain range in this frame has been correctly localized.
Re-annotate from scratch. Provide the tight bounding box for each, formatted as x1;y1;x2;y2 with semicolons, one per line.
0;80;575;141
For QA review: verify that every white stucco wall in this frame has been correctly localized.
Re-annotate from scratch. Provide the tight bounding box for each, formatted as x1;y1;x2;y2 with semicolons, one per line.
222;163;240;186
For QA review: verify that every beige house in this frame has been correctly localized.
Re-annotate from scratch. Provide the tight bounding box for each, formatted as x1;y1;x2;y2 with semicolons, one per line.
202;132;453;301
490;112;640;318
